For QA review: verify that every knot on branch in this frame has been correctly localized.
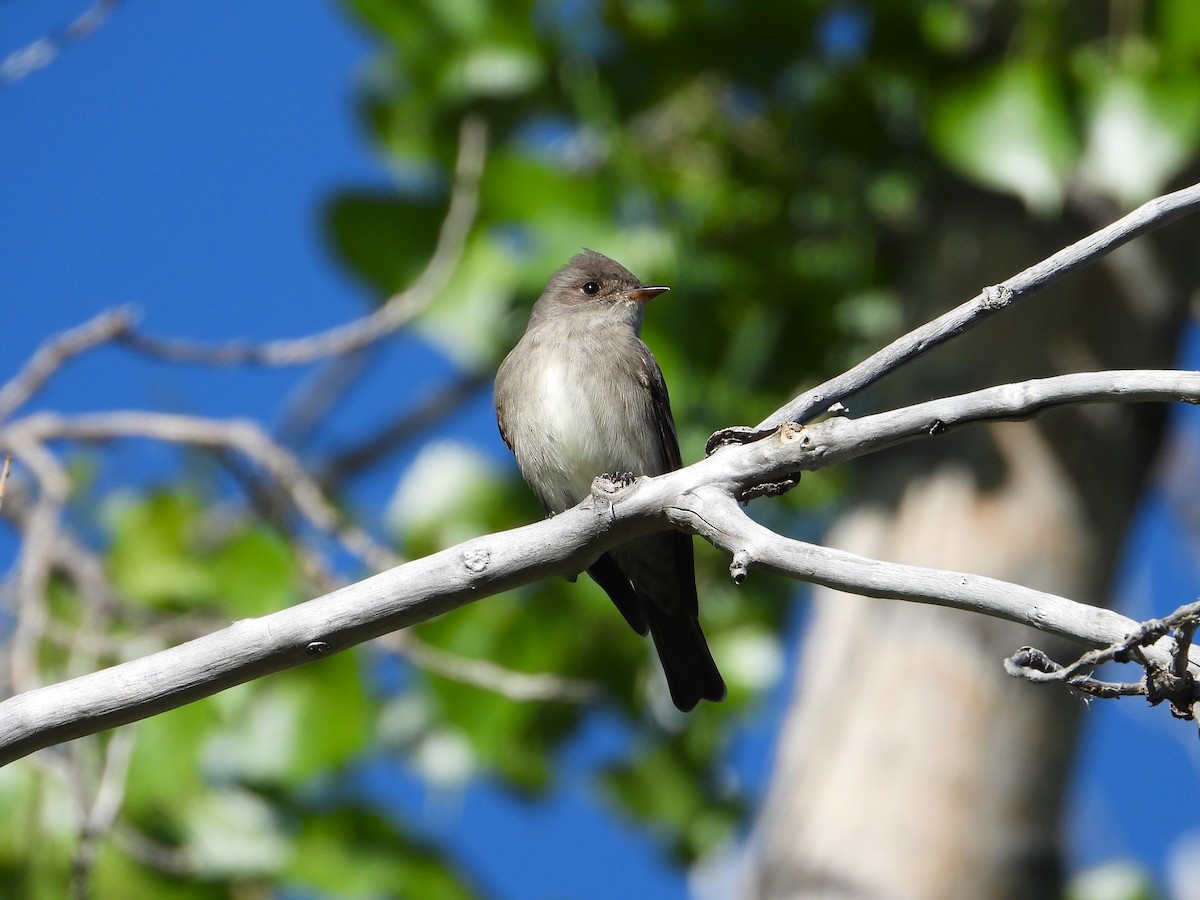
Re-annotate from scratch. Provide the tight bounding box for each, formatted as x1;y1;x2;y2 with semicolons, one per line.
1006;599;1200;722
731;424;807;502
730;550;751;584
462;548;491;574
981;284;1014;309
1143;661;1199;720
305;641;333;658
593;472;637;492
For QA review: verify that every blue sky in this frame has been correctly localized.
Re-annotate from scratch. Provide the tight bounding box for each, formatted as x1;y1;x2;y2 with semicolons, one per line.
3;2;1199;897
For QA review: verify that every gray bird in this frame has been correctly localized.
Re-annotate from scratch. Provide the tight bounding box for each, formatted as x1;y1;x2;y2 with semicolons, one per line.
494;250;726;711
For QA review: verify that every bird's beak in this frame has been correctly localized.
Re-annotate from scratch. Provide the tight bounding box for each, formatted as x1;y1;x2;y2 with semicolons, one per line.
625;285;670;303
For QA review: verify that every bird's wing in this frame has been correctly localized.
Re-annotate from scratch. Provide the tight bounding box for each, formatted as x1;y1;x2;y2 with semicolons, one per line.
495;391;516;453
629;341;699;619
587;552;649;635
632;342;683;473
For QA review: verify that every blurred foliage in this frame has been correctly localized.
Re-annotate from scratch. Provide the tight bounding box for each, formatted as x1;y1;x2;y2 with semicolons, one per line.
0;491;476;899
1066;861;1160;900
7;1;1200;897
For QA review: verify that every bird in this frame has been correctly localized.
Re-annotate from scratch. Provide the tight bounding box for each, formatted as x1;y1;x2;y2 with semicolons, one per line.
493;249;726;711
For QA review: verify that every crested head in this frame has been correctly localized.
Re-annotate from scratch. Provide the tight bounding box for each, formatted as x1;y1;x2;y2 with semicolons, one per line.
528;249;668;329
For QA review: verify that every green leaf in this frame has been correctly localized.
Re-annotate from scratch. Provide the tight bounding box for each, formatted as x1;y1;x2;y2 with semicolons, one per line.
202;652;374;785
930;62;1078;213
1079;71;1200;206
182;789;289;877
325;192;442;297
0;763;75;898
1065;861;1156;900
1158;0;1200;62
441;43;543;100
124;702;219;830
107;493;219;610
92;846;223;900
209;526;297;618
386;439;509;549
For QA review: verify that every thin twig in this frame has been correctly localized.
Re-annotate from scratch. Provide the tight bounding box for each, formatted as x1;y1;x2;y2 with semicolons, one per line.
1173;615;1200;680
1002;649;1146;698
318;367;492;483
2;410;399;573
70;728;137;900
117;116;487;367
0;308;135;422
715;370;1200;495
1005;600;1200;716
381;632;599;704
0;454;11;512
5;438;71;694
0;0;122;86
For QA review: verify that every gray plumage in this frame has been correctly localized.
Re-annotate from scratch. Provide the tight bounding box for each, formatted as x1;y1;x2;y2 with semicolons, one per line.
494;250;726;711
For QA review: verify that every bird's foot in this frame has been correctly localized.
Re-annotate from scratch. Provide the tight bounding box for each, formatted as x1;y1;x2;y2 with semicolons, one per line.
590;475;638;504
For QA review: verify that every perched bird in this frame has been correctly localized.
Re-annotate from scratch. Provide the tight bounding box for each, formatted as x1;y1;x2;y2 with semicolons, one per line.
494;250;726;711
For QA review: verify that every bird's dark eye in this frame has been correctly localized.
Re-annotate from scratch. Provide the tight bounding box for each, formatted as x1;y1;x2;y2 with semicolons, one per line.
582;281;600;295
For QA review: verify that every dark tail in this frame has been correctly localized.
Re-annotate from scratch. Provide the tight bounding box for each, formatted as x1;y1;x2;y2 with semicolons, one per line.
589;534;726;712
643;600;727;712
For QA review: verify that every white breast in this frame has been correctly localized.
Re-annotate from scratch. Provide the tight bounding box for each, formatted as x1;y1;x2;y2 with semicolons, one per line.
535;357;612;505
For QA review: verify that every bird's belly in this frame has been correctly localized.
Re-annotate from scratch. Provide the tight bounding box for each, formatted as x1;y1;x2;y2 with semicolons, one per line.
523;358;658;510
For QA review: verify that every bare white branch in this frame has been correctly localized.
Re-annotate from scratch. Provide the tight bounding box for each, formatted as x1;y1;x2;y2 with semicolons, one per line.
0;308;135;422
673;486;1150;654
3;363;1199;763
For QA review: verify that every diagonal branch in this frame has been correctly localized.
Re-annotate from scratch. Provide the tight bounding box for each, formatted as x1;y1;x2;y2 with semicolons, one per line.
0;498;621;767
0;309;135;422
673;487;1159;656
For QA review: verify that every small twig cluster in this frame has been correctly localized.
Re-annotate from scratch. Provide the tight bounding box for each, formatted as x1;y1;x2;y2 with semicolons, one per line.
1006;599;1200;721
